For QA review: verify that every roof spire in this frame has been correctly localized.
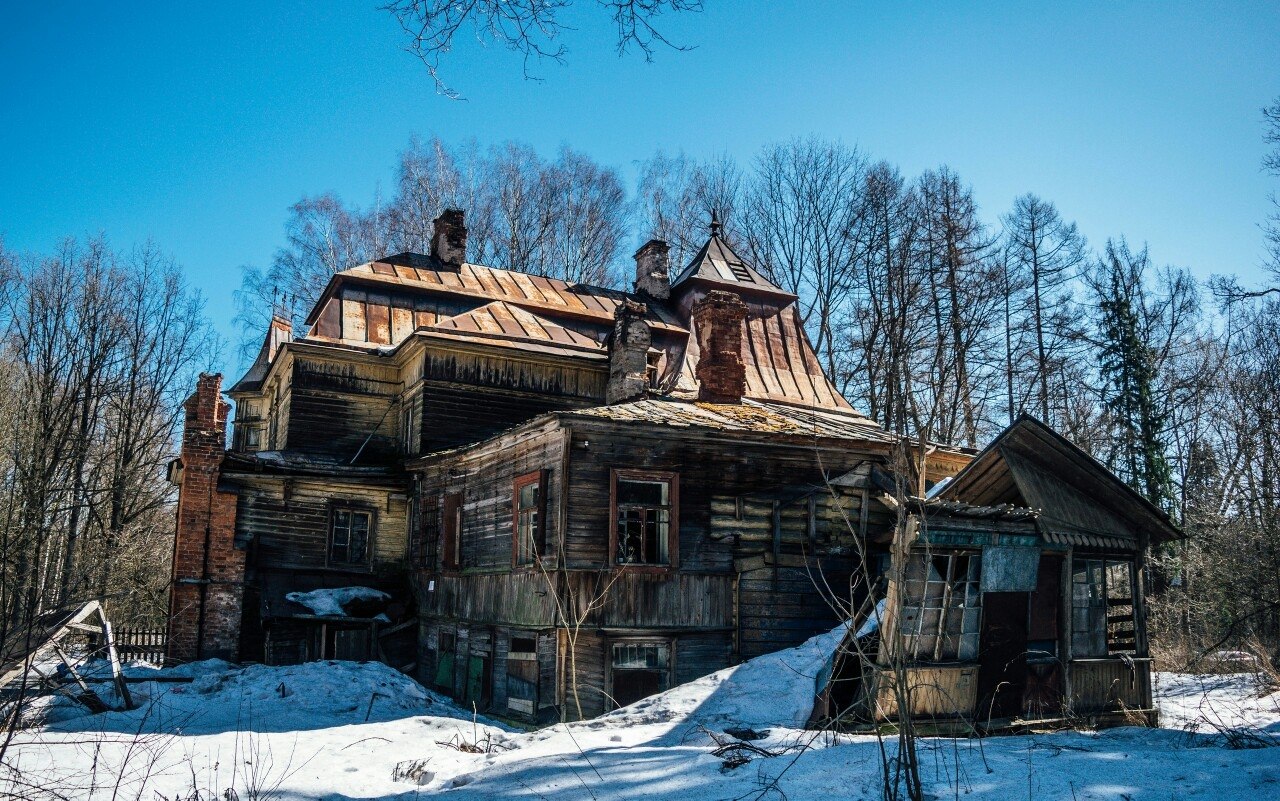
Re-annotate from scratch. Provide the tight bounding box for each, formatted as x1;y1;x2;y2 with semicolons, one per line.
709;210;722;238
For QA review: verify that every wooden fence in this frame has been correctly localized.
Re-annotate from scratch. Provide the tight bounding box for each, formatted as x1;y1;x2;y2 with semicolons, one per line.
113;628;167;666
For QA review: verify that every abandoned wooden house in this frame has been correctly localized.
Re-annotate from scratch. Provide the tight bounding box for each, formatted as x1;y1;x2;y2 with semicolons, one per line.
166;210;1178;727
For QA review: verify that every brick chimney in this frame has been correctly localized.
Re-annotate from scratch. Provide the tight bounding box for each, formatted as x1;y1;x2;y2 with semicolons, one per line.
692;290;749;403
167;373;245;664
634;239;670;301
606;299;652;405
431;209;468;268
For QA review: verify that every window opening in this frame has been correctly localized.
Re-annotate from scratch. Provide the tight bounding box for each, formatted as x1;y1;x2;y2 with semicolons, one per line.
897;552;982;661
329;509;371;566
614;475;673;566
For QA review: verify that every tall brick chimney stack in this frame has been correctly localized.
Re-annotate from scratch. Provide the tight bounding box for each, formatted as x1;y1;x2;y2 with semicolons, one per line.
633;239;670;301
692;290;749;403
166;373;245;664
431;209;468;268
605;299;653;405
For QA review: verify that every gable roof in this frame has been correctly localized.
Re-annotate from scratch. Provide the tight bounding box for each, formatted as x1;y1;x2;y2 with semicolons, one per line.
938;414;1182;548
671;230;796;302
229;315;292;394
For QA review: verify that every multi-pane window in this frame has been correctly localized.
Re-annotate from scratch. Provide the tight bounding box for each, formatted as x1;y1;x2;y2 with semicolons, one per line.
610;641;670;708
1072;558;1136;657
329;508;371;566
897;552;982;662
402;404;416;455
612;471;676;567
513;471;544;566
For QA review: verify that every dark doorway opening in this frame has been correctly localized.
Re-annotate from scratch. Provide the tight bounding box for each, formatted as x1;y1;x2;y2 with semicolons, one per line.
977;591;1029;721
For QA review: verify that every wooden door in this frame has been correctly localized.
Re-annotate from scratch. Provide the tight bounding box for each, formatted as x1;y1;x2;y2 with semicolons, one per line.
976;591;1029;722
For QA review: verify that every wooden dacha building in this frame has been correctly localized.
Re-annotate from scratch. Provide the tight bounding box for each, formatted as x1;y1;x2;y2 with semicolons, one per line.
166;211;1178;727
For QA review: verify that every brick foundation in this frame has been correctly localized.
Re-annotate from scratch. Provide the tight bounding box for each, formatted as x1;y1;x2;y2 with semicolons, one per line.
166;373;245;664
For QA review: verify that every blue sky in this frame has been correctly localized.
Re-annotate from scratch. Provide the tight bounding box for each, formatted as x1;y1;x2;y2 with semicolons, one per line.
2;1;1277;376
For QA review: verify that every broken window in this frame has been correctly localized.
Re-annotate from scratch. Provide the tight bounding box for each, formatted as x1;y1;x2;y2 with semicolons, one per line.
896;552;982;662
610;641;670;708
513;471;545;567
612;470;677;567
329;508;371;566
1071;558;1136;657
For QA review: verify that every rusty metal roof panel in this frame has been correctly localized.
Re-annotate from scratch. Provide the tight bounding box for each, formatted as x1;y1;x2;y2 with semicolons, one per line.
428;301;603;352
330;257;685;332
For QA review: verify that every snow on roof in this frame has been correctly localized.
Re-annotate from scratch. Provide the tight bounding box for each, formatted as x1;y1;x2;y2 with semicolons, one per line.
285;587;390;617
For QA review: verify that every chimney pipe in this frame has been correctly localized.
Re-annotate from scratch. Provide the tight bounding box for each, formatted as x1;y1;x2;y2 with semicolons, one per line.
606;299;653;405
431;209;468;268
692;290;749;403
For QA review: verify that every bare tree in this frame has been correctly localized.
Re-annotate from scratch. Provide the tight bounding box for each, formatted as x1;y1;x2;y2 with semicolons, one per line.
382;0;703;97
1000;193;1088;424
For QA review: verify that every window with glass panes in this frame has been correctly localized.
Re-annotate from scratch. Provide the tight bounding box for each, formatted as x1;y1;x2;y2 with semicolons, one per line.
1071;558;1136;657
611;471;676;566
896;552;982;661
329;508;371;566
513;471;543;566
610;641;670;707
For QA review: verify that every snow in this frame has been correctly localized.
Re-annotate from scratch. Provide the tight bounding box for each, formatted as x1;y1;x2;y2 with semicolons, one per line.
285;586;390;616
5;628;1280;800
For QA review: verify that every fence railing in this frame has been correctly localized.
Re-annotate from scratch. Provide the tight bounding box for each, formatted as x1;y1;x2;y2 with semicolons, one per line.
113;628;167;666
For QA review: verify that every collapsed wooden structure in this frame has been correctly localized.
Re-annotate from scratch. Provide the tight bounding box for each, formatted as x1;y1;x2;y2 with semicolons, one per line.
166;210;1177;726
0;601;136;715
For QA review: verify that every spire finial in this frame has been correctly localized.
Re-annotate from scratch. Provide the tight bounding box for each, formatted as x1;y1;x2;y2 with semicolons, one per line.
709;210;722;238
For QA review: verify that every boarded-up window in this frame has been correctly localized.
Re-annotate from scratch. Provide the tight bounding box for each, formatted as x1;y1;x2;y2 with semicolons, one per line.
506;635;539;716
442;492;463;570
329;508;371;566
513;471;546;567
897;552;982;662
1072;558;1135;657
610;641;670;708
611;470;678;567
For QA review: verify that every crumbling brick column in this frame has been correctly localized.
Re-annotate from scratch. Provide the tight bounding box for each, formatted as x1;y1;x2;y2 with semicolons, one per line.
166;373;245;664
692;290;749;403
606;299;653;405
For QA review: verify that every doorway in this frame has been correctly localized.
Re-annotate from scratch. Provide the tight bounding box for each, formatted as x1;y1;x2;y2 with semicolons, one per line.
976;591;1029;721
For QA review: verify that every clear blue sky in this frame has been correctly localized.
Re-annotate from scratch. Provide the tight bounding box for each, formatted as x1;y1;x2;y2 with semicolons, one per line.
2;2;1277;376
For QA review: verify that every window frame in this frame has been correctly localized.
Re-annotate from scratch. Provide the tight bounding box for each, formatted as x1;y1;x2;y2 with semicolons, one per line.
327;505;375;568
441;491;463;572
895;550;983;663
607;637;674;710
1071;556;1137;658
512;469;548;569
608;468;679;571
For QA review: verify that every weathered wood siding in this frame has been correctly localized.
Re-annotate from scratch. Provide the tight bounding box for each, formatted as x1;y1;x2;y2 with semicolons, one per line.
414;421;565;573
562;423;884;571
286;355;401;462
418;347;604;451
424;573;558;626
1070;659;1153;713
567;571;735;630
233;476;408;571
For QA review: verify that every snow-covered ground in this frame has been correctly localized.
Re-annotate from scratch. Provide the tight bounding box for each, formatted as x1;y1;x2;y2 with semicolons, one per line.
4;630;1279;800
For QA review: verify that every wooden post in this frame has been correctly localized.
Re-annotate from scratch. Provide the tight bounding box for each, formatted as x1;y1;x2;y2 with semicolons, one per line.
103;621;135;710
